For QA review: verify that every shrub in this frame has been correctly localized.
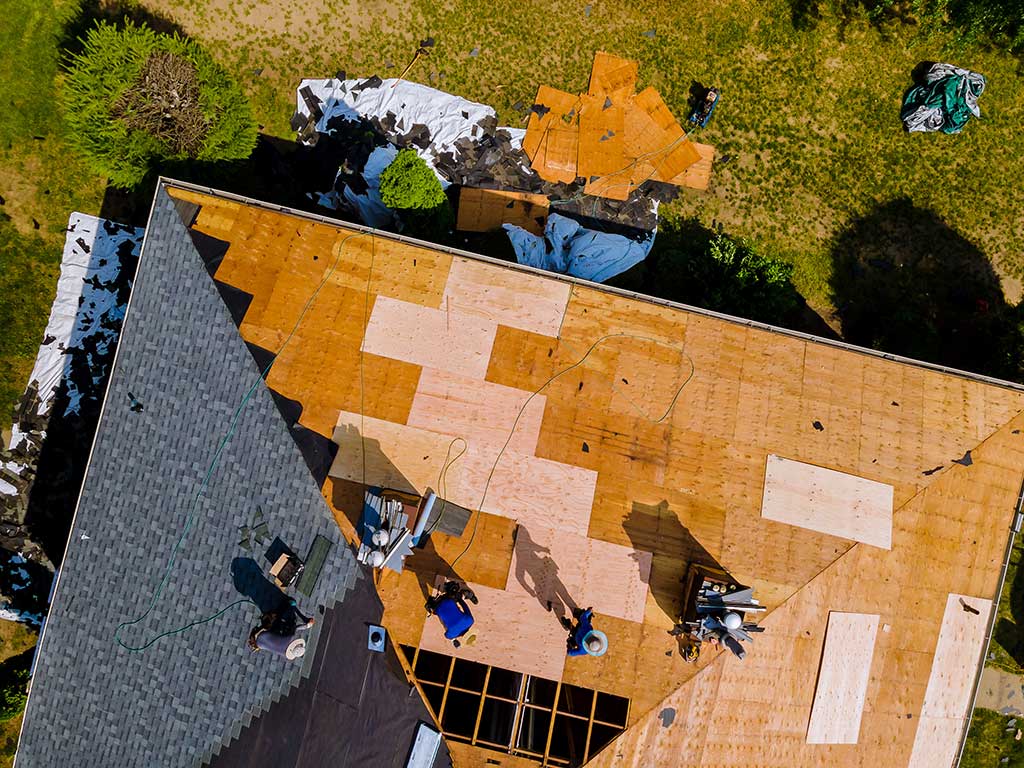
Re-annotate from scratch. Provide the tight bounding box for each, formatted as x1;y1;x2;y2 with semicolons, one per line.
60;20;257;188
0;661;29;721
379;149;447;211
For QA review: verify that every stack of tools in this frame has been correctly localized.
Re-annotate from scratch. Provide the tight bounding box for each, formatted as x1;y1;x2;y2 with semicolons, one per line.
674;564;765;661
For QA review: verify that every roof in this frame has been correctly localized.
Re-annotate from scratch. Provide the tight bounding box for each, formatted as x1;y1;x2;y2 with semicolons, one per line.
21;179;1024;768
16;187;443;768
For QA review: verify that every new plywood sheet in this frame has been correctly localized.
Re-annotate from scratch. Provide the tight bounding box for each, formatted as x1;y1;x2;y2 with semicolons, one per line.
407;368;547;457
331;412;462;495
908;592;992;768
361;295;497;380
442;256;570;337
332;412;597;537
806;612;880;744
418;582;567;681
506;524;652;624
761;454;894;549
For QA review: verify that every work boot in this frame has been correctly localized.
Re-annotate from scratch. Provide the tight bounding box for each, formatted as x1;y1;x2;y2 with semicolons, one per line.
462;587;478;605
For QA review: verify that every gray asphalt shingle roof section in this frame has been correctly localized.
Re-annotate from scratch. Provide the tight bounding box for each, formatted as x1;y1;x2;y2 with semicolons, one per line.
17;186;360;768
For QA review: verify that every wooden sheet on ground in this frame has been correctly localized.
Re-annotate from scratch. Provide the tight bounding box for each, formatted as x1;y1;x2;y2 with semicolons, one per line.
361;295;497;380
418;582;568;681
761;454;894;549
667;142;715;191
506;524;652;624
588;52;639;101
908;592;993;768
441;256;570;337
806;612;880;744
577;95;628;179
455;187;549;235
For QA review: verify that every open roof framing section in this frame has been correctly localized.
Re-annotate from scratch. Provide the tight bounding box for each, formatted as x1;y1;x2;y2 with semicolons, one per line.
157;177;1024;395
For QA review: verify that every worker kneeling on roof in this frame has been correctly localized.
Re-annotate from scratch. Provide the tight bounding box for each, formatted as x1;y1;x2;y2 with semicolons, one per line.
426;580;478;648
562;607;608;657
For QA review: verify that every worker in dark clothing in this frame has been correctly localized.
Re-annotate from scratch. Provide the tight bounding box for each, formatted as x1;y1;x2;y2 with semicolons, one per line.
425;580;478;648
561;606;608;657
248;597;315;658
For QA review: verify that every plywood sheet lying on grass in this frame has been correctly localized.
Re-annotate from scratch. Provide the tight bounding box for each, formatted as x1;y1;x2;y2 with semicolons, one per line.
507;524;652;624
361;295;497;380
588;51;639;100
908;592;993;768
668;142;715;191
441;256;570;337
418;582;568;681
761;454;894;549
806;612;880;744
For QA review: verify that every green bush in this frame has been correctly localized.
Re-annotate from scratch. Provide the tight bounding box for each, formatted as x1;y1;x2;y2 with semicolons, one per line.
645;221;801;325
379;149;447;210
0;661;29;722
60;20;257;188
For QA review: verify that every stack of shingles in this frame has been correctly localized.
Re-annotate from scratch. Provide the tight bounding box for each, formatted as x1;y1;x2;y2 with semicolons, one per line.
523;51;715;200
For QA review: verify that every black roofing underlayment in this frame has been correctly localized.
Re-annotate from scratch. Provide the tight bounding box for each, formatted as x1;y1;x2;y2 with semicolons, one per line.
17;186;444;767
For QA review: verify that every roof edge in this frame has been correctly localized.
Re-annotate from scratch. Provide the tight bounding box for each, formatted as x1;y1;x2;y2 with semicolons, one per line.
159;177;1024;396
13;182;164;767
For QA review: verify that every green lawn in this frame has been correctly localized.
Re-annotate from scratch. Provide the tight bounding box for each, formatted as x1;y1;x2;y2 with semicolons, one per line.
963;707;1024;768
142;0;1024;314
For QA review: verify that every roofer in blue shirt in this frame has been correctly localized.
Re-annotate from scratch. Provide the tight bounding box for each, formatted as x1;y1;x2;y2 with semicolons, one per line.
426;580;479;648
561;606;609;657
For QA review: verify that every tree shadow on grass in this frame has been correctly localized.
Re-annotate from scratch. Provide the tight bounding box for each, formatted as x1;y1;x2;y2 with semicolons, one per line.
829;197;1022;378
57;0;186;66
995;543;1024;668
607;217;837;338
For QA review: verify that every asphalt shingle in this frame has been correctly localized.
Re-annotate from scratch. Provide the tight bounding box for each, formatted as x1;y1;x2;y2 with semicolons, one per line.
17;187;360;767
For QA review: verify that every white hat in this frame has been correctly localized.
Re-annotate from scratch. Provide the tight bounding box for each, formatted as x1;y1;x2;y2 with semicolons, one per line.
582;630;608;657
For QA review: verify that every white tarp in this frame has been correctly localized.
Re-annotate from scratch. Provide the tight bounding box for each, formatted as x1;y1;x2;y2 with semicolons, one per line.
296;78;524;167
1;214;143;501
504;213;655;283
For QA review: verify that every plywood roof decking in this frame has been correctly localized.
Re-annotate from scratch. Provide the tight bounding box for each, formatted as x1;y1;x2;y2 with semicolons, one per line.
761;454;895;549
806;612;880;744
908;593;993;768
168;184;1024;768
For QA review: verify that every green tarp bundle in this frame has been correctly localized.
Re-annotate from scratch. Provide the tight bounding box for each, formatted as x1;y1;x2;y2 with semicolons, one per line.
901;63;986;134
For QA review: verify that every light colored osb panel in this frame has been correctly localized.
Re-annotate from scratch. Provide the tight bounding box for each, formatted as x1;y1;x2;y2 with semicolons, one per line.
506;524;651;624
762;454;894;550
455;187;549;235
418;582;567;681
806;612;880;744
331;412;457;495
331;412;597;537
907;592;993;768
362;295;498;380
442;256;570;337
407;368;547;457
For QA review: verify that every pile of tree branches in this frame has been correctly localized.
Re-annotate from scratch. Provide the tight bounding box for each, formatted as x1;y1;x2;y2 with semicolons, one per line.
60;21;256;188
112;50;209;156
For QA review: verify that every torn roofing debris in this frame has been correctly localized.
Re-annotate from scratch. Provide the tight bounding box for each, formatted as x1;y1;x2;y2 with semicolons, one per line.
291;51;714;283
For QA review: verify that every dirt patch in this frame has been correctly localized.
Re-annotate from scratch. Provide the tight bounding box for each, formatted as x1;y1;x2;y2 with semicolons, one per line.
0;156;46;237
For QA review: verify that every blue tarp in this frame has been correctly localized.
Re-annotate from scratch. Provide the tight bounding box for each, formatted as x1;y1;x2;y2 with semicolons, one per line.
503;213;655;283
